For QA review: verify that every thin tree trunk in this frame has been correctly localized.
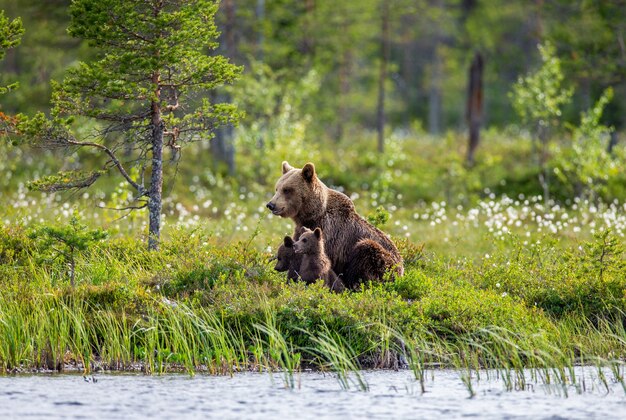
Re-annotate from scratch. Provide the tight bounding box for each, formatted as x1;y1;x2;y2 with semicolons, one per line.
428;44;442;135
335;5;354;143
608;131;619;154
211;0;236;175
148;123;164;250
377;0;390;154
223;0;236;175
537;124;550;204
69;255;75;288
466;52;484;166
400;14;415;127
336;39;352;143
428;0;444;135
224;0;236;61
256;0;265;61
302;0;315;60
535;0;544;42
212;122;235;175
148;71;164;251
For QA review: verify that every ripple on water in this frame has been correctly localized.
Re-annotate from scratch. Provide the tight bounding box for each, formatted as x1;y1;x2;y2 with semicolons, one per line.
0;369;624;419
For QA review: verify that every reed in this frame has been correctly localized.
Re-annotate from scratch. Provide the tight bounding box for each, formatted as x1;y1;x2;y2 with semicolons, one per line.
0;298;32;371
306;323;368;391
90;310;135;370
1;224;626;399
3;286;626;393
253;309;301;389
375;322;434;393
194;307;248;375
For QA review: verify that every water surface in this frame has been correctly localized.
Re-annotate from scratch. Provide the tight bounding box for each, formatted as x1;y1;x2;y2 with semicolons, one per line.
1;369;624;419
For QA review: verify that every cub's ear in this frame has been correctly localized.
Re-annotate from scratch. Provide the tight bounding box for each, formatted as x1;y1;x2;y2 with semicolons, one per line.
284;236;294;247
313;227;322;239
282;161;294;174
302;162;316;182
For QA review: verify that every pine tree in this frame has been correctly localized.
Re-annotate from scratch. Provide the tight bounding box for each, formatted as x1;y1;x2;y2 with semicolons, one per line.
0;9;23;93
16;0;241;250
0;9;23;133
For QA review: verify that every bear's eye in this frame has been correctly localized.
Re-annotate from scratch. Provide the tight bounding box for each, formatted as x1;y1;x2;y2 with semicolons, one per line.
283;187;293;194
302;238;307;243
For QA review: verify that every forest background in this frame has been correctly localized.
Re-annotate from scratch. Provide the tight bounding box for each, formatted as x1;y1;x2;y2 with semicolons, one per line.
2;0;625;175
2;0;626;210
1;0;626;378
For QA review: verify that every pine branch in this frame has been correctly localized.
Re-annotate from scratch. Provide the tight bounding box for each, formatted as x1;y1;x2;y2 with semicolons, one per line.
65;138;146;195
28;170;104;193
96;201;148;211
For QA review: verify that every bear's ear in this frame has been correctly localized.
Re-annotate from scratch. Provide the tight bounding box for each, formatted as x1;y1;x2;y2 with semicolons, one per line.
282;161;294;174
284;236;294;247
313;227;322;239
302;162;316;183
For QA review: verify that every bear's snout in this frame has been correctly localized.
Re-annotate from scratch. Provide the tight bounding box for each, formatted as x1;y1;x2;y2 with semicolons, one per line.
266;202;276;211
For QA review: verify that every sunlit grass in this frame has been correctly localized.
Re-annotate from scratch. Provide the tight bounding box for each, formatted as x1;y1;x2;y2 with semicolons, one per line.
1;133;625;395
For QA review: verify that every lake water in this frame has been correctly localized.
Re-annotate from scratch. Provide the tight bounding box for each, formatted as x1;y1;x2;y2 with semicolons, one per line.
1;368;624;419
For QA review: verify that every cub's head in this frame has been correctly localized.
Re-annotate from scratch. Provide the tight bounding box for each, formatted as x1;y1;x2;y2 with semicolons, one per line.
293;227;323;255
274;236;295;272
266;161;318;219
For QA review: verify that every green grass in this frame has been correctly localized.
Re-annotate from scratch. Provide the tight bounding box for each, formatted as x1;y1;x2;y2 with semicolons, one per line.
1;130;625;394
0;222;625;395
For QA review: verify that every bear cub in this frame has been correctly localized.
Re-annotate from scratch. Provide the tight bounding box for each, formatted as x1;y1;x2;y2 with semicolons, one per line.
292;227;345;292
273;235;300;281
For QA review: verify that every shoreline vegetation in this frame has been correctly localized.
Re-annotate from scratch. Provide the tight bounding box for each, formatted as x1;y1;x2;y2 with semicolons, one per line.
2;130;626;395
1;214;626;394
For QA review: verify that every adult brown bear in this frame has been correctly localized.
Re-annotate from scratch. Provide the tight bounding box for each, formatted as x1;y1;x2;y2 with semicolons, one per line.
266;161;403;289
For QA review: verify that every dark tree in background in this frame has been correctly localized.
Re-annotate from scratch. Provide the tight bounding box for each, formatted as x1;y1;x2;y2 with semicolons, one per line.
0;0;82;115
376;0;390;153
466;51;483;166
211;0;238;176
16;0;241;250
1;0;625;165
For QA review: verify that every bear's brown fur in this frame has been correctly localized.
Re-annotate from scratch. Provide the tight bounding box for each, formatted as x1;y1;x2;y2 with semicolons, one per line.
267;161;403;289
292;227;345;292
344;239;397;283
273;235;300;281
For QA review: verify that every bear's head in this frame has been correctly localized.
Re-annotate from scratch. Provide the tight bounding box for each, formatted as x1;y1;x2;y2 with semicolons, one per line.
266;161;321;220
274;235;295;272
293;227;323;255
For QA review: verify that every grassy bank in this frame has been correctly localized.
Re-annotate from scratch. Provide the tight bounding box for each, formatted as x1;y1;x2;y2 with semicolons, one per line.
1;131;626;393
1;221;625;392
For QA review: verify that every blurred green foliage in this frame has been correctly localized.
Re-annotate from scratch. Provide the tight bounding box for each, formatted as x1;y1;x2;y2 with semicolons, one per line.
2;0;625;132
510;42;573;131
554;88;624;201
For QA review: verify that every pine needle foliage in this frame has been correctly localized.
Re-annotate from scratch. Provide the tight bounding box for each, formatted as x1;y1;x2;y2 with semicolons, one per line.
0;10;23;94
16;0;242;249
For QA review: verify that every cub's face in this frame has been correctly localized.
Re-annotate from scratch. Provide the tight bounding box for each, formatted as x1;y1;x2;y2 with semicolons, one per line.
266;161;317;219
293;227;322;255
274;236;295;272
